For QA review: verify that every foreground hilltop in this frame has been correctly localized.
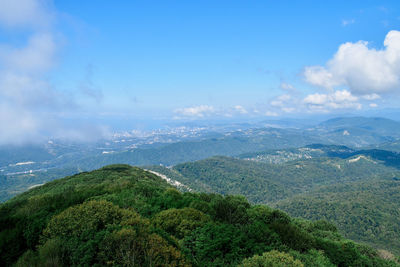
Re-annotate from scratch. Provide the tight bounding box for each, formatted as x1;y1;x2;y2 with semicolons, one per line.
0;165;398;266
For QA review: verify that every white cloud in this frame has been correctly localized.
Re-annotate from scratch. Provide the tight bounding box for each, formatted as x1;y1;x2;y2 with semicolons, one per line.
369;103;378;108
173;104;254;119
269;94;297;113
0;0;61;144
0;103;41;143
304;30;400;95
174;105;215;118
270;94;292;108
0;0;107;144
279;82;295;91
0;33;56;73
0;71;72;109
234;105;248;114
342;19;355;26
281;107;295;113
304;90;362;112
362;93;381;100
265;111;278;117
0;0;53;29
303;66;339;90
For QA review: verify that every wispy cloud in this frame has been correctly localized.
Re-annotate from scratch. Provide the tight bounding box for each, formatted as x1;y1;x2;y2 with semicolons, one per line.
369;103;378;108
279;82;296;92
173;104;251;119
0;0;54;29
174;105;215;118
233;105;248;114
79;64;103;103
362;93;381;100
342;18;355;26
0;0;107;144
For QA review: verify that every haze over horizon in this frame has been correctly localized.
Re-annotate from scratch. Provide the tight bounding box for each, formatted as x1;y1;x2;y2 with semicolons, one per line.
2;0;400;144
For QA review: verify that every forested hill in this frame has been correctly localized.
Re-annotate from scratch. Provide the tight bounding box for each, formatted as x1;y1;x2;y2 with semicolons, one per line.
1;165;398;266
147;152;400;254
163;154;400;203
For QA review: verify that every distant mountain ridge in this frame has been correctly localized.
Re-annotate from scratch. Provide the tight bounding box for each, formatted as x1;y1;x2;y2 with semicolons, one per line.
238;143;400;168
317;117;400;133
2;116;400;202
310;116;400;147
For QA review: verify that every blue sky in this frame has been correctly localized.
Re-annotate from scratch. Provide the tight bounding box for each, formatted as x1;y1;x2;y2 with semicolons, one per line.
1;0;400;142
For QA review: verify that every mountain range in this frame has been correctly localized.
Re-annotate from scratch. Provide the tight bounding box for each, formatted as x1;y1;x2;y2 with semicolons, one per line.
2;116;400;202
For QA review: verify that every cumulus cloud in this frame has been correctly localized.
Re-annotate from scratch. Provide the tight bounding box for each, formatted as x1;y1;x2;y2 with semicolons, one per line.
362;93;381;100
269;94;297;113
266;88;367;115
304;30;400;95
303;90;362;112
233;105;248;114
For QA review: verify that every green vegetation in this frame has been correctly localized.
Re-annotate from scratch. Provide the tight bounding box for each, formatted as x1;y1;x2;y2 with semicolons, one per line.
1;164;397;266
165;155;400;203
66;128;323;170
374;139;400;153
238;144;400;168
240;250;304;267
147;154;400;254
314;117;400;147
275;179;400;254
0;167;80;202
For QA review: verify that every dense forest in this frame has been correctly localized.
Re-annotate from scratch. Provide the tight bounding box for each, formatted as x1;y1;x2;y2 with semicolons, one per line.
0;165;398;266
147;154;400;254
275;179;400;253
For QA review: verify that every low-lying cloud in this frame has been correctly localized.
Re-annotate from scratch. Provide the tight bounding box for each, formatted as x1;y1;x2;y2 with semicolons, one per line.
0;0;107;145
174;105;215;118
304;90;361;112
173;105;250;119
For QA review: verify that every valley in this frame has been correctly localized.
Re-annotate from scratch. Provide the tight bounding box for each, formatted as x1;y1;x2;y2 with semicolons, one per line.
2;116;400;258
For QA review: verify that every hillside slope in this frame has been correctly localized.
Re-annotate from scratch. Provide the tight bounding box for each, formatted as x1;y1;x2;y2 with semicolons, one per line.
1;165;397;266
165;155;400;203
275;179;400;253
147;153;400;254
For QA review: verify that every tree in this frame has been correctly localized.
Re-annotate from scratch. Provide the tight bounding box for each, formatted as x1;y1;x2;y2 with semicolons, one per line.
152;207;210;239
240;250;304;267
